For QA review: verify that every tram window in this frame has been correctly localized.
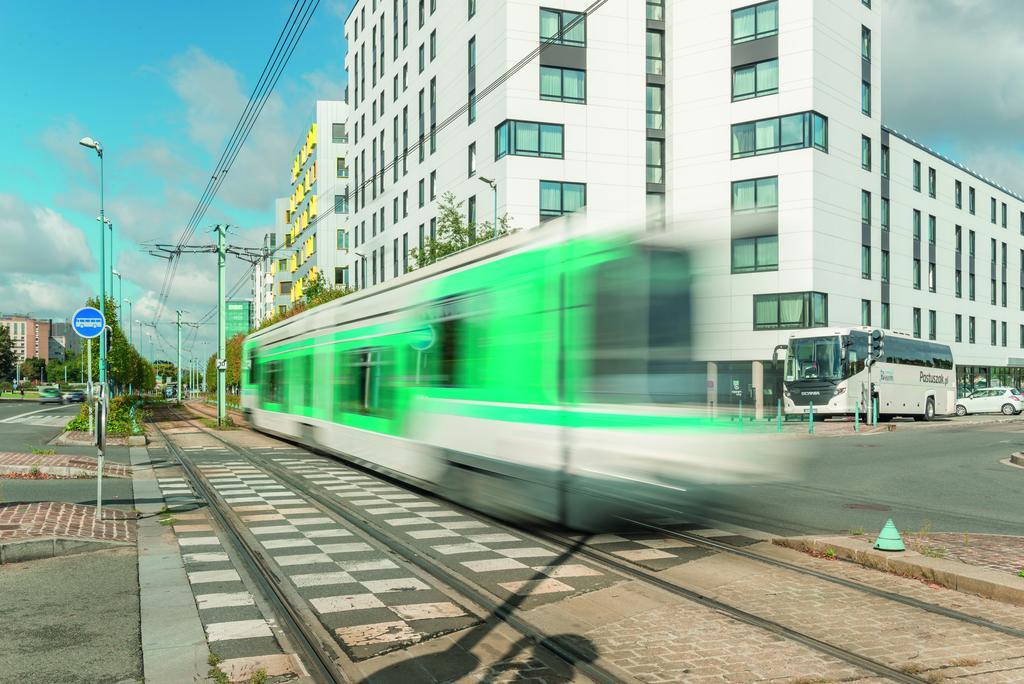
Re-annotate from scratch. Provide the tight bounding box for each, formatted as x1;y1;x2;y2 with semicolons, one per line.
248;350;259;385
348;348;391;413
438;318;460;387
302;354;314;407
265;361;282;404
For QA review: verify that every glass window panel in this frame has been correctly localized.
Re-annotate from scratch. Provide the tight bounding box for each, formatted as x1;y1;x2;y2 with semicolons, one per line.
563;69;585;102
779;114;804;149
754;295;778;327
563;183;585;212
756;59;778;93
539;181;561;215
539;66;561;99
732;123;755;157
539;9;559;40
756;177;778;208
755;118;780;152
540;124;563;156
732;7;755;42
812;113;827;150
646;85;664;129
733;239;756;272
515;122;539;154
732;180;755;212
780;294;805;326
563;12;585;45
757;235;778;268
756;1;778;35
733;65;755;99
812;293;827;326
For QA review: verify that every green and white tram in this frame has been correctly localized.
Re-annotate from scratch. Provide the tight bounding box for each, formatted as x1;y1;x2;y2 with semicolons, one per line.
783;327;954;421
242;222;784;527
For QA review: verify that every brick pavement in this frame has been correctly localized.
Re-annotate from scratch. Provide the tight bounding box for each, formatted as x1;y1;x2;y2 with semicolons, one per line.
904;532;1024;577
0;451;131;478
0;502;135;543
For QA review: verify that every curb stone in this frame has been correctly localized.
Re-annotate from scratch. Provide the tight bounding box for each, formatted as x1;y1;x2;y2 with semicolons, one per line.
774;535;1024;606
0;536;132;564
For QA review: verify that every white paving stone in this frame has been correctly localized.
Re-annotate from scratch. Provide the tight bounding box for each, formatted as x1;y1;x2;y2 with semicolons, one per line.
262;538;316;549
406;529;459;540
251;525;299;535
205;619;273;641
432;542;490;555
310;593;385;614
360;577;430;593
319;542;373;554
182;552;230;564
461;558;528;573
274;553;334;566
337;559;399;573
188;569;241;584
495;547;558;559
195;592;255;610
290;571;357;587
178;536;221;547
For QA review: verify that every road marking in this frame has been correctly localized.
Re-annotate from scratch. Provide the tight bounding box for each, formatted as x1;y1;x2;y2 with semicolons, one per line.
0;404;75;423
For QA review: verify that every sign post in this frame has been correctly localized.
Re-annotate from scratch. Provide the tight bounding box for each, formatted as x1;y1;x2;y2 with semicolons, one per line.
409;325;435;384
72;307;108;520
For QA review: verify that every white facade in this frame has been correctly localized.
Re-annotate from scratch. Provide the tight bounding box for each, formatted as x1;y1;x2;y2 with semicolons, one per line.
333;0;1024;408
272;100;351;311
252;231;277;324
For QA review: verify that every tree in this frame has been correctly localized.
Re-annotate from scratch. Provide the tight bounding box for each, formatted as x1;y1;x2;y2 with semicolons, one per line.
0;325;15;382
409;191;515;269
304;270;354;308
20;357;46;384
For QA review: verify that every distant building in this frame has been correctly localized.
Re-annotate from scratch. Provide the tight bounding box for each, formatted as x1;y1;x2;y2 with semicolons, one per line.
0;315;53;362
49;320;81;360
225;300;253;340
251;232;277;325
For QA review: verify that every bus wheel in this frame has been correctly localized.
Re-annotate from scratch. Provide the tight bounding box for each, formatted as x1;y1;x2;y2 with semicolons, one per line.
916;398;934;421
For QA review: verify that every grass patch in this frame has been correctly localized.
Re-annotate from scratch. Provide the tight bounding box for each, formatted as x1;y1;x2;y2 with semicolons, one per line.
249;668;269;684
1018;568;1024;578
158;516;177;526
824;546;836;559
200;417;236;430
207;652;229;684
848;527;866;536
30;448;55;455
950;657;980;667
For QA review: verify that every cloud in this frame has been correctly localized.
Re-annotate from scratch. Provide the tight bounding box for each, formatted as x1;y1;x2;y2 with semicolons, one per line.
0;194;96;277
883;0;1024;194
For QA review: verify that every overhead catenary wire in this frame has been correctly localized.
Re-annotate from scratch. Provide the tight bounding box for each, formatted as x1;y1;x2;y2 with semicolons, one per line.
152;0;321;324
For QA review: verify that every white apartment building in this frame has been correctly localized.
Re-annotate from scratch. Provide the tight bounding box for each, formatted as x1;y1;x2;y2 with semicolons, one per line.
251;231;277;324
336;0;1024;414
272;100;351;313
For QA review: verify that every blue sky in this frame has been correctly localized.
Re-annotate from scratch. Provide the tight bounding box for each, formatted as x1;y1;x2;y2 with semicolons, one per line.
0;0;1022;363
0;0;351;360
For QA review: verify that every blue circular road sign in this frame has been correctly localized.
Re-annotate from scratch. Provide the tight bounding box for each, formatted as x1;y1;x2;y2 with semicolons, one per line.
71;306;107;339
409;325;435;352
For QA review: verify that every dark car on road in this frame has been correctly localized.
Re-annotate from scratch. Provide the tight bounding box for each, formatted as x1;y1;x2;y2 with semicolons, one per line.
62;390;86;403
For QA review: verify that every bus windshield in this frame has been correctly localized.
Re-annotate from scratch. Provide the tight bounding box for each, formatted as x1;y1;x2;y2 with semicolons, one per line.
786;336;844;382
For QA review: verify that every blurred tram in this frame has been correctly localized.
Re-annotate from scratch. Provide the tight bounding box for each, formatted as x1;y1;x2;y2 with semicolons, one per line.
241;217;786;528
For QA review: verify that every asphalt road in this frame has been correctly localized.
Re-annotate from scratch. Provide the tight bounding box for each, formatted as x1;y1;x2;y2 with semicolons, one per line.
670;419;1024;537
0;401;136;509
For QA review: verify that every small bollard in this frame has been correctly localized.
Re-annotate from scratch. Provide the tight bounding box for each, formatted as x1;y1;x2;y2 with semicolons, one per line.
873;397;879;426
776;399;783;432
855;401;860;432
809;401;814;434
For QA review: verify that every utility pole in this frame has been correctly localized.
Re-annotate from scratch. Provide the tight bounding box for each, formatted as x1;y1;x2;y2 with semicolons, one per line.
124;299;133;395
217;224;227;426
176;310;183;404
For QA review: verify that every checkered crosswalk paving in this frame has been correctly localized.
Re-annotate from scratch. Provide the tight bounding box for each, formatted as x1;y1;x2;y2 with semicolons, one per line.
155;476;202;507
198;461;478;660
272;457;617;605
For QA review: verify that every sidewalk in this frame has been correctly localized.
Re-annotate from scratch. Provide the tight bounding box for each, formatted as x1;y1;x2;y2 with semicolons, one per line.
0;501;135;563
0;450;132;478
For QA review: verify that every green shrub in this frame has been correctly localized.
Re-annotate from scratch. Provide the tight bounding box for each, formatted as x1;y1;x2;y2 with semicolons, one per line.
64;395;146;436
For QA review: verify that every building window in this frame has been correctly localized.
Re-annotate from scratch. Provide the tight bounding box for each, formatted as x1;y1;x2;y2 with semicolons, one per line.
881;250;889;283
881;302;890;329
418;44;424;72
429;30;436;60
732;235;778;273
969;316;976;343
539;180;586;219
881;145;889;178
539;8;585;46
928;167;936;198
861;135;871;171
969;186;975;214
468;195;476;232
468;142;476;177
468;0;475;18
335;266;349;286
861;245;871;279
929;263;936;292
336;229;348;250
646;30;664;76
861;81;871;116
732;1;778;44
913;259;921;289
861;299;871;326
955;270;962;298
991;197;997;223
929;310;937;340
402;232;409;273
646;85;664;130
912;160;921;191
646;138;664;184
928;214;936;244
332;123;348;143
418;179;425;207
1002;202;1008;228
732;59;778;101
969;273;976;300
955;314;963;342
731;176;778;213
955;180;962;209
913;308;921;338
881;197;890;230
429;170;436;199
991;279;997;305
913;210;921;240
991;319;997;346
730;111;828;159
861;25;871;61
334;194;349;214
955;225;962;252
336;157;349;178
468;90;476;123
647;0;664;21
1020;211;1024;235
403;190;408;217
495;120;564;159
861;190;871;224
969;229;976;257
540;66;586;104
753;291;827;330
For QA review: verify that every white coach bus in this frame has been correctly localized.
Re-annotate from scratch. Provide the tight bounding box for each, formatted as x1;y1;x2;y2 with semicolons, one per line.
783;327;954;421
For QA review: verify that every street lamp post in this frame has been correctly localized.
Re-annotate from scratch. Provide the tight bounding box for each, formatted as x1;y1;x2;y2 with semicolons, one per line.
79;137;107;393
112;270;122;320
478;176;497;239
124;299;133;394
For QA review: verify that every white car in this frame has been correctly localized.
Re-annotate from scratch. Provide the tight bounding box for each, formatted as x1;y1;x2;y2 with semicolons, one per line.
954;387;1023;416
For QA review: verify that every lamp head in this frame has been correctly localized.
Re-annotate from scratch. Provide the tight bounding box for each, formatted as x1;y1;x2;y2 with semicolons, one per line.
478;176;495;188
78;136;103;157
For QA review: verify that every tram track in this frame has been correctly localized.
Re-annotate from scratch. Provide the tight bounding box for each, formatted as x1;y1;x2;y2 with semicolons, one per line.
155;405;626;684
164;406;1003;683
